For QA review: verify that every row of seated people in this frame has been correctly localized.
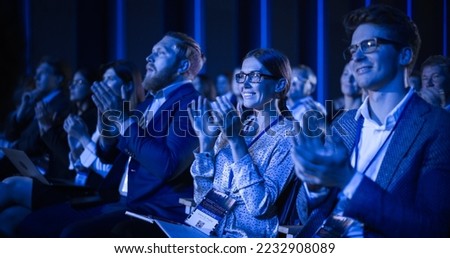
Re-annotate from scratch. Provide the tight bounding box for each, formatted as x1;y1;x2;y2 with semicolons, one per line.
1;4;450;238
0;58;145;236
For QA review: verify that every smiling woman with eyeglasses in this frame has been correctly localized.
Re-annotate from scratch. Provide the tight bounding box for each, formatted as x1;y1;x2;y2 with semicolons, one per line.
187;48;296;237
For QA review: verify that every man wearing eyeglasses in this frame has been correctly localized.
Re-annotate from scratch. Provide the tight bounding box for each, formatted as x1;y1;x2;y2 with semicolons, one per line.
292;4;450;237
419;55;450;111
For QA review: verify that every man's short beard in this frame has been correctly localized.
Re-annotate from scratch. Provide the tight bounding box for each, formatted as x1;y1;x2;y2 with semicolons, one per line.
144;71;175;93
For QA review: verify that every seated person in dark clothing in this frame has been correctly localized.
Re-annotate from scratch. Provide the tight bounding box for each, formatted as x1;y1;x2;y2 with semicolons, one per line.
13;32;204;237
0;56;71;181
0;61;144;236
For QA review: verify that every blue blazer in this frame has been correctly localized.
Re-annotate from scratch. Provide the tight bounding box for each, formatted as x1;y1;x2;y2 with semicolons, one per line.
300;94;450;237
100;83;199;223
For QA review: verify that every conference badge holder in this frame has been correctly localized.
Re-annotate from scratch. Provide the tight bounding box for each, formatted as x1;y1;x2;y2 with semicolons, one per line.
185;188;236;236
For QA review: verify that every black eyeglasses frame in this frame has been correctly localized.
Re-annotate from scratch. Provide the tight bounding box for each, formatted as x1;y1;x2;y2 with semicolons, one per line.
235;71;280;84
343;37;404;61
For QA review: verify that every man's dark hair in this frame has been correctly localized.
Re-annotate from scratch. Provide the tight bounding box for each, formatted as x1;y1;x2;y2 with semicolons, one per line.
165;31;206;80
38;56;71;88
420;55;450;75
343;4;422;70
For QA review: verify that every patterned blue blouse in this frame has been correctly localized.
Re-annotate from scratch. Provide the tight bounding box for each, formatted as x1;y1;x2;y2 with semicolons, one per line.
190;118;295;237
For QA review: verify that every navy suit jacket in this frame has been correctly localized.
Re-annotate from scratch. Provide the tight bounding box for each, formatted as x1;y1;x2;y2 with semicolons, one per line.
99;83;199;223
4;90;71;180
299;94;450;237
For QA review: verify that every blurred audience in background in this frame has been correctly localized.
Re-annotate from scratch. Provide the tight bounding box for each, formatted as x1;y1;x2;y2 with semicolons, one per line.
409;69;422;92
0;56;71;181
193;74;216;101
419;55;450;111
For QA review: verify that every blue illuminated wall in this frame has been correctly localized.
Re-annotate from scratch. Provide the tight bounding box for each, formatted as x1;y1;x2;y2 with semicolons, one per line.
1;0;448;128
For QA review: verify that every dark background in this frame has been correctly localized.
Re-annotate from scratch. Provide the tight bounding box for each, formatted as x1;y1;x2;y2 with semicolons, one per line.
1;0;448;130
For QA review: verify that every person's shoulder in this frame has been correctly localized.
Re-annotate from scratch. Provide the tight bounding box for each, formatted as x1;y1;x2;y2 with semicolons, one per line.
165;82;199;107
408;95;450;133
410;94;450;120
428;106;450;129
176;82;200;99
333;108;357;123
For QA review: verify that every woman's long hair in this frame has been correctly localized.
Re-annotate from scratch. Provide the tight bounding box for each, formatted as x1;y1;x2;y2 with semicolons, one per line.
242;48;294;121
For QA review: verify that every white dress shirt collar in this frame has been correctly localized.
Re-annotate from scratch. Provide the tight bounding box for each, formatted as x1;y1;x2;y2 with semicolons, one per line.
354;88;414;130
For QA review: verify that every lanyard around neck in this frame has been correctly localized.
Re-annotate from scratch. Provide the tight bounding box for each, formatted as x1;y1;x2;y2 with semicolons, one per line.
247;116;282;148
227;116;282;190
353;110;404;176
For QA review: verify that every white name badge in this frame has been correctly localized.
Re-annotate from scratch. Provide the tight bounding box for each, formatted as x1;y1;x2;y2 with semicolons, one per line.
185;189;236;236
